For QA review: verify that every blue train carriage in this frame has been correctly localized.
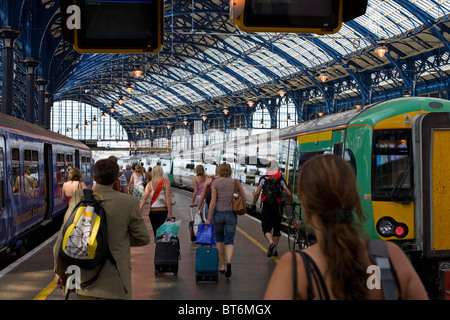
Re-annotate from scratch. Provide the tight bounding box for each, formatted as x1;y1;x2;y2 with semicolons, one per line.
0;112;93;253
293;97;450;292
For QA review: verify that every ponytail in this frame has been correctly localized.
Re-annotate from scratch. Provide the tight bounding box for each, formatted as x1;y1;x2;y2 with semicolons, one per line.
297;154;368;299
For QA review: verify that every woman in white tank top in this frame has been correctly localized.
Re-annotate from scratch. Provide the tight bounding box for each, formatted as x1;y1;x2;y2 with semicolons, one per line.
139;165;173;237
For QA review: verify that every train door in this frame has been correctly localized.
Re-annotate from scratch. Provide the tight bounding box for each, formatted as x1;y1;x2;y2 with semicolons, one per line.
43;144;53;220
413;112;450;258
0;134;6;250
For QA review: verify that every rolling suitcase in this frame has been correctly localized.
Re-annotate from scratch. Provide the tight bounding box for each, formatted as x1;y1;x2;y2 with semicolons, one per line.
154;235;180;275
195;246;219;283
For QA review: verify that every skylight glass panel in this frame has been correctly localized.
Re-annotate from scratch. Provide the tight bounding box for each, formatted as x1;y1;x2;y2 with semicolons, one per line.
410;0;450;19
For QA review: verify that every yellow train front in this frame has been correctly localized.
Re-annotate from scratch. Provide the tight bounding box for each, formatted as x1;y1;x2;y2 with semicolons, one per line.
294;97;450;296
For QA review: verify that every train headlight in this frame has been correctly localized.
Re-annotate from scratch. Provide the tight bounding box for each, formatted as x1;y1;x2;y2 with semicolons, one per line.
376;217;408;238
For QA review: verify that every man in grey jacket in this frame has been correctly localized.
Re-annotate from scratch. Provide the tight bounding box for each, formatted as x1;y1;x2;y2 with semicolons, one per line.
53;158;150;300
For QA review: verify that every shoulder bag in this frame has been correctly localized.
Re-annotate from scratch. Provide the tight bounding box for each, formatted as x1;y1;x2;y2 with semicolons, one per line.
232;179;247;215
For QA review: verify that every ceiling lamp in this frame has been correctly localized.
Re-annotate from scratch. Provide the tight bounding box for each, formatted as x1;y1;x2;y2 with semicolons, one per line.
375;41;388;58
125;83;133;94
278;88;286;97
247;100;254;107
101;111;106;118
110;104;116;113
287;114;291;122
202;113;207;121
260;119;264;127
92;116;97;124
132;65;143;78
150;126;155;133
75;124;79;131
118;95;124;104
183;117;188;126
318;112;324;117
166;123;171;130
84;120;89;127
223;107;229;115
319;69;328;83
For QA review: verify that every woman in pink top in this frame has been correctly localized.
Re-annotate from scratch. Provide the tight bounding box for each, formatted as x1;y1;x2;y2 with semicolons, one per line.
62;167;87;204
191;165;206;208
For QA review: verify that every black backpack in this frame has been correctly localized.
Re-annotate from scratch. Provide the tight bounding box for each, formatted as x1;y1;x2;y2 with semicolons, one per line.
262;176;282;204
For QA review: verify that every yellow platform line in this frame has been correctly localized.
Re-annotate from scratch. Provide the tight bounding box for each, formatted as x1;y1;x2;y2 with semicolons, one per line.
236;226;279;263
33;279;57;300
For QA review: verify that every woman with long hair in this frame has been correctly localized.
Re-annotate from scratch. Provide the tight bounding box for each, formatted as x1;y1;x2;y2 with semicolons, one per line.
264;154;427;300
62;167;87;204
140;165;173;237
191;164;207;208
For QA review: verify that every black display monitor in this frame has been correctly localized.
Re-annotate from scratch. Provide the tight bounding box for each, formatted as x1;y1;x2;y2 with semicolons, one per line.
61;0;164;53
232;0;367;34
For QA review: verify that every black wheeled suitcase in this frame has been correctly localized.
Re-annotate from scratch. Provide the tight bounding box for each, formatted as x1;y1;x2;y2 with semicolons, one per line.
195;246;219;283
154;235;180;275
188;206;197;242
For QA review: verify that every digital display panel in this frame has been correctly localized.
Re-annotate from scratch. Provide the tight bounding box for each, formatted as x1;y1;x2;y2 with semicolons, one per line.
74;0;162;53
243;0;341;30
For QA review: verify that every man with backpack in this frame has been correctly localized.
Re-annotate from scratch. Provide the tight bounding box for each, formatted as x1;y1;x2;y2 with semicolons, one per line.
53;158;150;300
252;160;292;258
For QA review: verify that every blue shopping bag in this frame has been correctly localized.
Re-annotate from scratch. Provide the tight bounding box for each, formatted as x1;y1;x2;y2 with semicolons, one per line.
195;223;216;246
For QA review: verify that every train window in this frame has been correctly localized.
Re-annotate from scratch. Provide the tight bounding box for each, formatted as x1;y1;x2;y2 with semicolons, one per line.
0;147;4;208
12;148;21;194
24;149;39;192
66;154;74;168
57;153;66;184
372;129;414;202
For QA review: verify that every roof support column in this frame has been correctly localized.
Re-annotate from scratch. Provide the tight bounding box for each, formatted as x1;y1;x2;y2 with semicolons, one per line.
1;27;20;116
44;92;53;129
37;78;49;127
24;59;40;124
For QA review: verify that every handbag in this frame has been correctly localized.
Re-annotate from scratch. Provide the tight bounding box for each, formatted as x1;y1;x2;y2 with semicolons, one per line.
158;179;177;206
232;179;247;215
195;222;216;246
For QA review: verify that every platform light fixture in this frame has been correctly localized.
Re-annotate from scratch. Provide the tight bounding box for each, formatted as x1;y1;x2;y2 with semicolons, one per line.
375;41;388;58
183;117;188;126
150;127;155;133
101;111;106;118
166;123;171;130
110;104;116;113
118;96;124;104
278;87;286;98
260;118;264;127
247;100;254;107
132;65;143;78
319;69;328;83
223;107;229;115
125;83;134;94
287;114;292;122
84;120;89;127
92;116;97;124
202;113;207;121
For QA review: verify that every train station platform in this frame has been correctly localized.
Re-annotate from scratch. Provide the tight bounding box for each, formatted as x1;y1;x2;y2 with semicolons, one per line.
0;188;286;300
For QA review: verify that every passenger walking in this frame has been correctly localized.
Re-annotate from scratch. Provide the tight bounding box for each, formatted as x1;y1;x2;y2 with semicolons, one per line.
53;159;150;300
197;166;219;220
252;160;292;257
128;164;145;201
264;154;428;300
205;163;246;278
62;167;87;205
140;165;173;237
191;164;207;208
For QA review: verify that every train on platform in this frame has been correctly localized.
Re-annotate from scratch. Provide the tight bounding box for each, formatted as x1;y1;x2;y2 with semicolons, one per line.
0;112;93;254
122;97;450;295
